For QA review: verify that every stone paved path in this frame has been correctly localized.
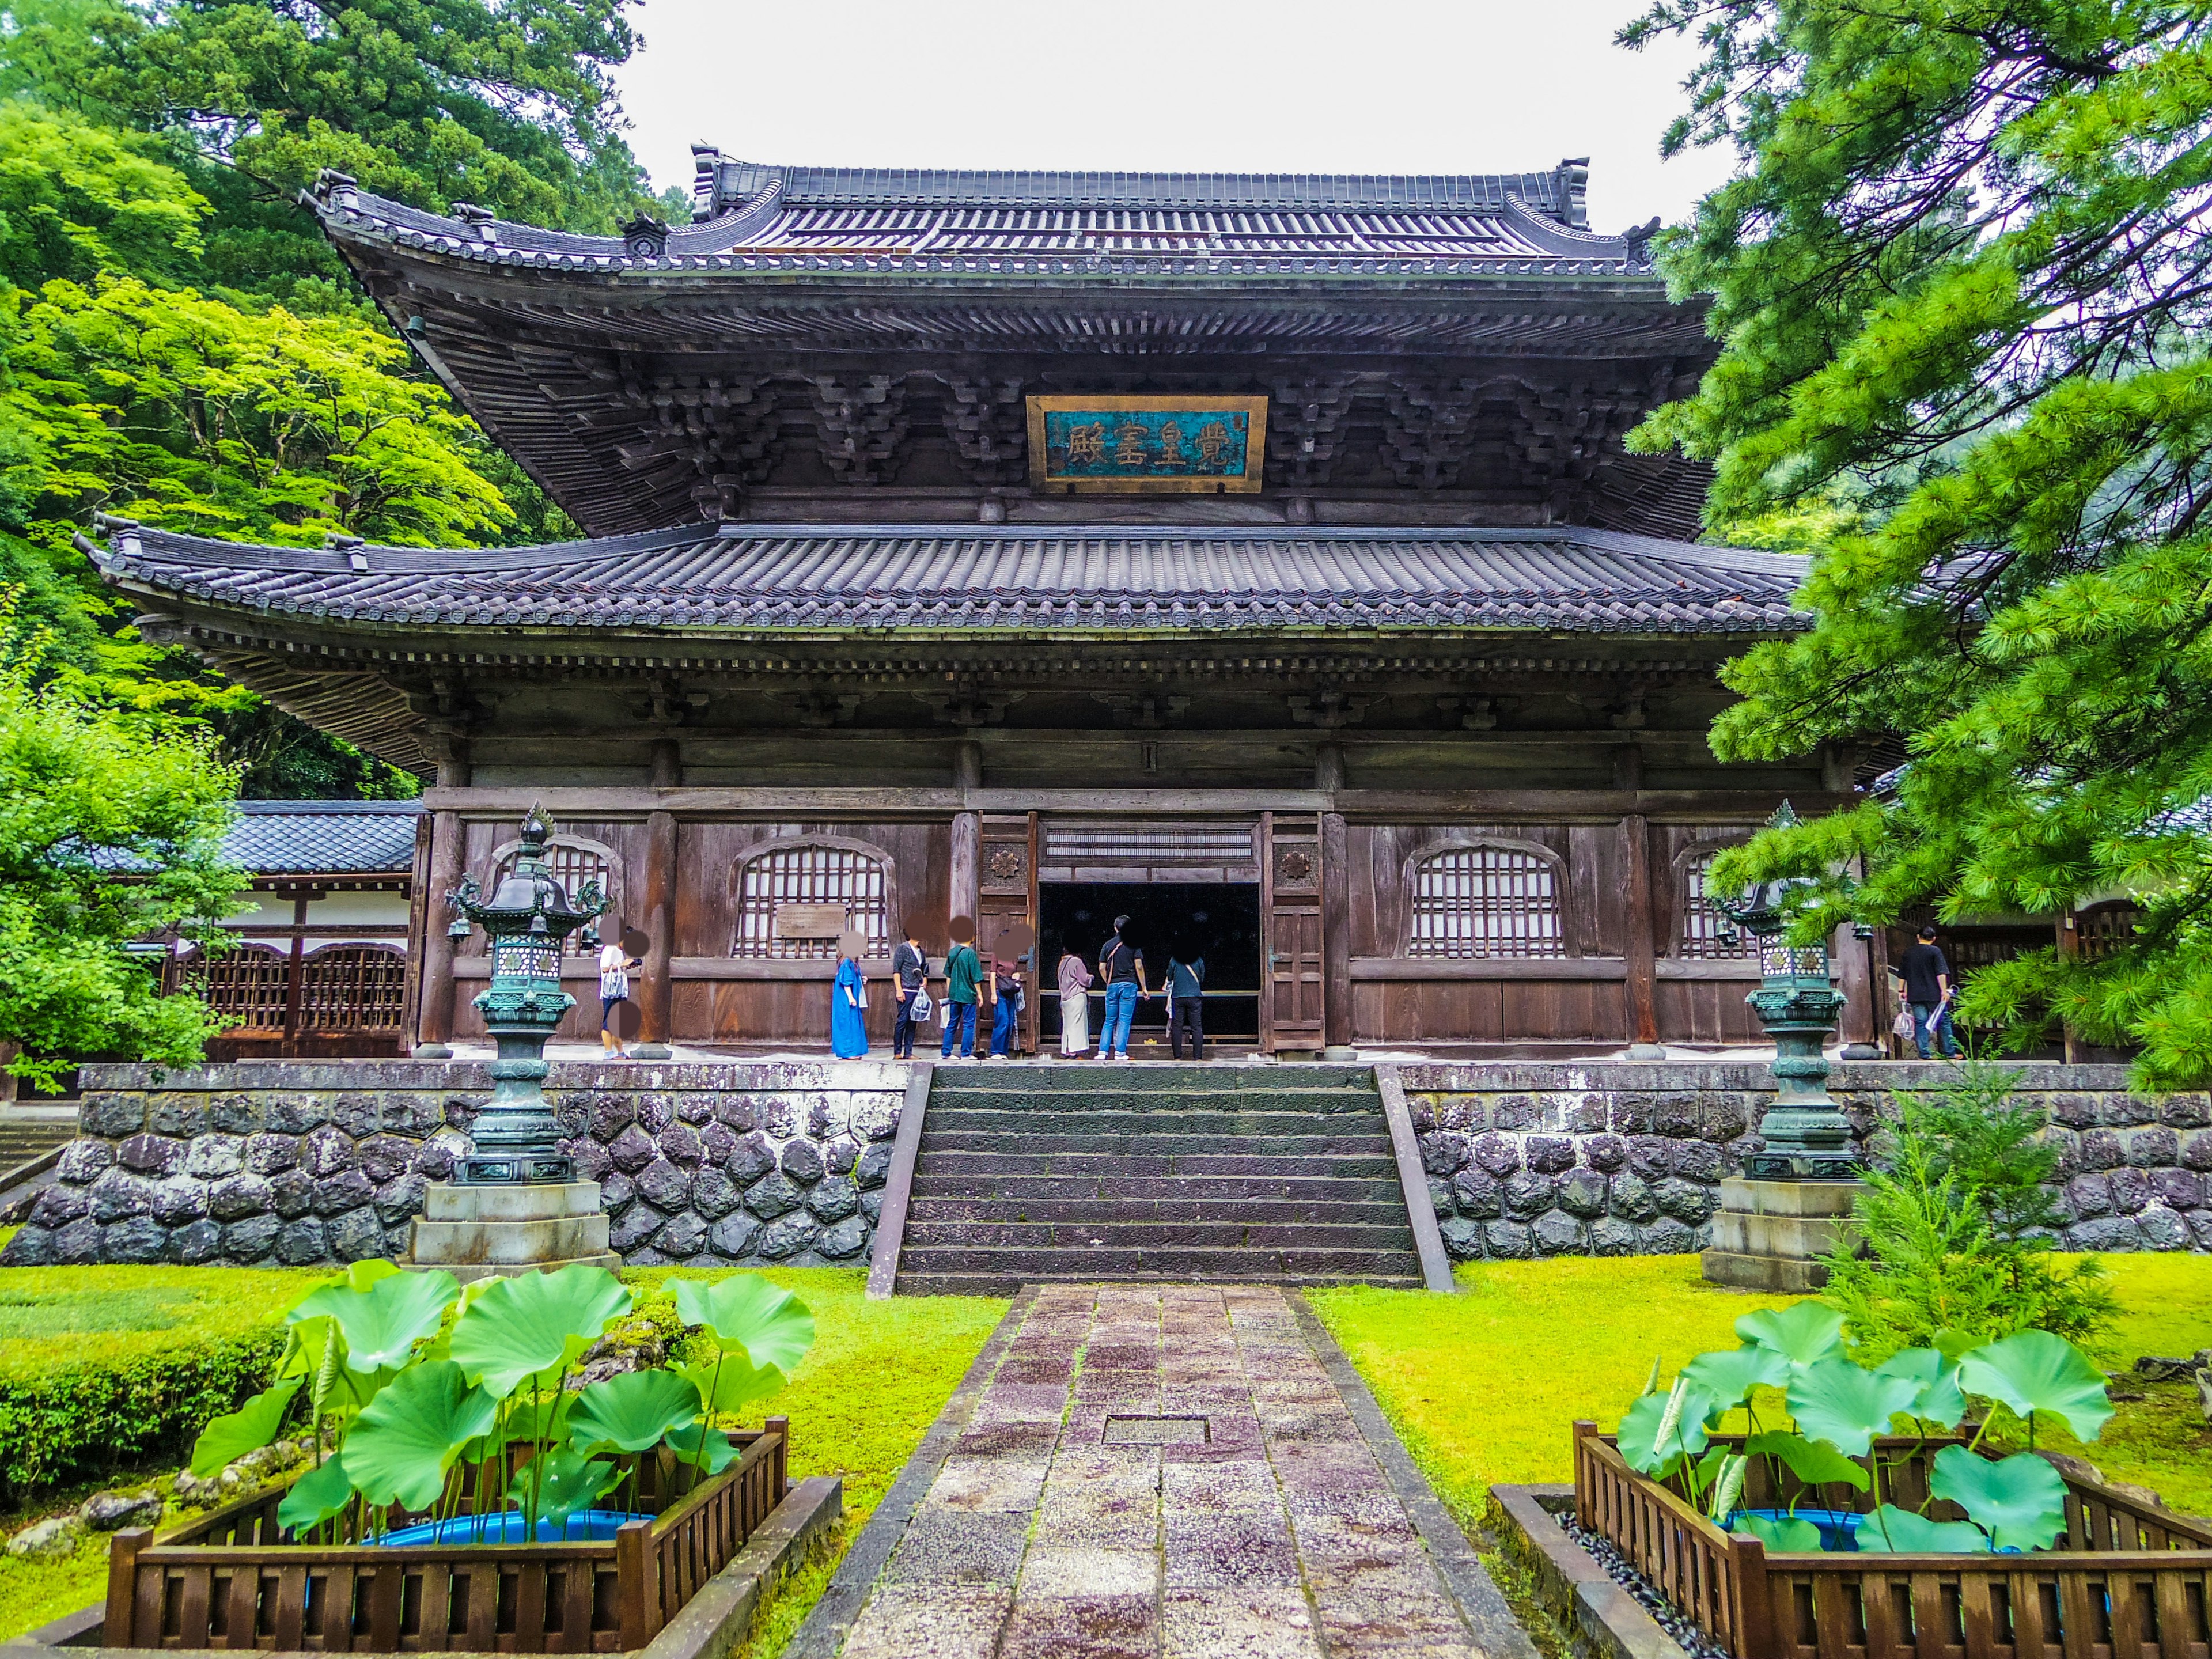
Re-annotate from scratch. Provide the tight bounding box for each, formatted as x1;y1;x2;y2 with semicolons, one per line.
831;1283;1513;1658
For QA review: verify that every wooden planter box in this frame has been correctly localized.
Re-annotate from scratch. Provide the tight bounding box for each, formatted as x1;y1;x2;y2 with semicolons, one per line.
101;1419;791;1654
1571;1419;2212;1659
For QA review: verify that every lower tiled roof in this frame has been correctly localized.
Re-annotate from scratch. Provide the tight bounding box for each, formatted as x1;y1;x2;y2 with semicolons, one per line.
228;800;420;876
92;521;1808;637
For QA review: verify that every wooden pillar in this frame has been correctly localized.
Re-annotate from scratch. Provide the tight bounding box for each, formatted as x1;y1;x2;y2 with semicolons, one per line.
1322;812;1351;1051
417;809;467;1052
282;893;309;1045
1835;922;1876;1048
400;809;433;1047
950;813;979;931
2058;910;2081;1063
650;738;680;788
1621;814;1659;1049
638;810;677;1049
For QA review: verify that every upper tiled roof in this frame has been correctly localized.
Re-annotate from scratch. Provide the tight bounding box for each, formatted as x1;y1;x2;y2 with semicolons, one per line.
228;800;419;875
93;521;1808;638
308;154;1662;280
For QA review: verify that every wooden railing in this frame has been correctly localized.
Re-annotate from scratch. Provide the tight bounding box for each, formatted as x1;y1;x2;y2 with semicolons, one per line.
104;1418;790;1653
1573;1421;2212;1659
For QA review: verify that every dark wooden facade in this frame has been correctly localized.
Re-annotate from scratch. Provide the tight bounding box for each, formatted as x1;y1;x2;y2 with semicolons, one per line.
90;156;1885;1056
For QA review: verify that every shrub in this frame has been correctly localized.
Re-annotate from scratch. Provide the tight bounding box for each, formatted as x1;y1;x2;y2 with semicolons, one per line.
1822;1064;2117;1357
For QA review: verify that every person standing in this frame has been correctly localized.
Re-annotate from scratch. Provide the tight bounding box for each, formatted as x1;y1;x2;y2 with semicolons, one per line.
1897;923;1964;1059
987;947;1022;1059
597;934;639;1059
1098;916;1147;1061
889;924;928;1060
1166;952;1206;1060
830;930;869;1059
940;921;983;1060
1057;946;1096;1058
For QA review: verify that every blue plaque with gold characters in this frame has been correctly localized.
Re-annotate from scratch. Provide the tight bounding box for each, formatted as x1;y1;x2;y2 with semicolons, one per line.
1027;395;1268;494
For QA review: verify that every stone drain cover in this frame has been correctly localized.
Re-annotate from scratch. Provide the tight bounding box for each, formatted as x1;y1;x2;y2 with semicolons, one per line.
1103;1415;1210;1445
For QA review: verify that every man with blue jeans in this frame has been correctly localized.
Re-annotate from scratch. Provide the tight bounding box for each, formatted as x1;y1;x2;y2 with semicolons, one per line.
1897;923;1963;1059
1097;918;1147;1060
940;927;982;1059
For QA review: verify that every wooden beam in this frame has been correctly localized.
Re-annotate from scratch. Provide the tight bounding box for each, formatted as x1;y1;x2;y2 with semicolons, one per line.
1622;813;1658;1047
1349;957;1629;981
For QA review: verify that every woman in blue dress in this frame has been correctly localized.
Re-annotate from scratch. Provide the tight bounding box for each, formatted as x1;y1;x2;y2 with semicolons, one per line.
831;931;869;1058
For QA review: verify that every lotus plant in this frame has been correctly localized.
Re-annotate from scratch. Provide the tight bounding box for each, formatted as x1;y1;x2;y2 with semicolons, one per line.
1617;1299;2113;1554
187;1262;816;1544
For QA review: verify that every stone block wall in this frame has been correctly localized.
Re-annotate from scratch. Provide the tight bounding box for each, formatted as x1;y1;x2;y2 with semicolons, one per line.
1397;1060;2212;1261
0;1060;907;1270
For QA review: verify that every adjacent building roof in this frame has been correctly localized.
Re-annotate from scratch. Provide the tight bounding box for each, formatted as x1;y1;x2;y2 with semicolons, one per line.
94;521;1808;638
228;800;420;876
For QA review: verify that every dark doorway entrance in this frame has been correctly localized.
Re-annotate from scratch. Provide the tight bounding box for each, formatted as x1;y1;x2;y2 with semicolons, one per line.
1038;882;1262;1050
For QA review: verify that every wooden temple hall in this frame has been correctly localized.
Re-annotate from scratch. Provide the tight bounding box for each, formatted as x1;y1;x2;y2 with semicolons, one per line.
86;152;1876;1058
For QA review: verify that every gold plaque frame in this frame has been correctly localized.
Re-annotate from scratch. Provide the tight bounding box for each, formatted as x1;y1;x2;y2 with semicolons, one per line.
1025;394;1269;494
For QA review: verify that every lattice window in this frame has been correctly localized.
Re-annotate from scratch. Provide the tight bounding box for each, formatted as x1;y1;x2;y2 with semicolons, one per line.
1407;846;1565;959
192;943;292;1029
1680;851;1756;960
298;945;407;1031
2076;904;2143;964
732;843;890;960
491;840;613;956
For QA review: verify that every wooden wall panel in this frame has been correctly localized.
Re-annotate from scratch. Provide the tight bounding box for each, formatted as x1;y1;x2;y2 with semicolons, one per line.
673;820;952;960
1654;980;1764;1045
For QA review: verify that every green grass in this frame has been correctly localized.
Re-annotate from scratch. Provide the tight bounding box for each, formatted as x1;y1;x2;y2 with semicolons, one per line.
1308;1253;2212;1536
0;1267;320;1382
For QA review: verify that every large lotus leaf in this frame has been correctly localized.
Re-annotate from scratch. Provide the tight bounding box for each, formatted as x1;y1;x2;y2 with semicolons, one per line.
567;1370;703;1456
1874;1349;1967;1429
190;1378;303;1477
448;1265;634;1400
1859;1503;1991;1554
291;1270;460;1374
666;1277;816;1376
1787;1359;1923;1458
1956;1331;2115;1442
1731;1513;1824;1552
1615;1380;1722;1475
343;1361;498;1512
1743;1430;1870;1493
1930;1447;2069;1552
679;1351;785;1418
1735;1303;1847;1372
665;1422;739;1475
1680;1345;1793;1408
280;1317;386;1412
508;1448;619;1536
277;1452;355;1536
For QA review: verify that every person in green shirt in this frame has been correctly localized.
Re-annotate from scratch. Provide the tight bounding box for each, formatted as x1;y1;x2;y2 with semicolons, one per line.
940;921;983;1059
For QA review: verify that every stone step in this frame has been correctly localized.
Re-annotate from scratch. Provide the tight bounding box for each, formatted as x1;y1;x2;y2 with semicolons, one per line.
926;1087;1381;1114
923;1109;1388;1138
902;1217;1415;1249
908;1172;1402;1204
926;1064;1373;1094
907;1195;1416;1226
897;1241;1422;1280
916;1149;1399;1179
899;1269;1423;1296
919;1131;1393;1161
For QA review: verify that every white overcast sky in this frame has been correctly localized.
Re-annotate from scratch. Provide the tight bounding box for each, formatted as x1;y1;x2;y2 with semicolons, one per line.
610;0;1739;235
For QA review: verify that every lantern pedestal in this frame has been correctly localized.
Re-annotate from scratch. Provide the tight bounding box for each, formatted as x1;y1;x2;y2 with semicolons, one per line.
405;1181;620;1283
1700;1177;1861;1292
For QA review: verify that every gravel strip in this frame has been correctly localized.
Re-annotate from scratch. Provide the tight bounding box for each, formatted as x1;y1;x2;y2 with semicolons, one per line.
1556;1513;1728;1659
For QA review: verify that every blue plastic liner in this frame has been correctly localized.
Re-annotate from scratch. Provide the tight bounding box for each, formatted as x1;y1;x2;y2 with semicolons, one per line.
372;1510;651;1547
1730;1507;1866;1551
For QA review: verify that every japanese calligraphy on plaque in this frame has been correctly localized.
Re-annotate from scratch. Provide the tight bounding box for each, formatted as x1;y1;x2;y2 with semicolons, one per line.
1027;395;1268;494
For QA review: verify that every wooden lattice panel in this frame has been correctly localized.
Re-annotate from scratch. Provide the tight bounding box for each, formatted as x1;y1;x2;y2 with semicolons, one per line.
1679;852;1755;960
298;945;406;1031
193;944;291;1031
732;844;889;959
1407;847;1565;959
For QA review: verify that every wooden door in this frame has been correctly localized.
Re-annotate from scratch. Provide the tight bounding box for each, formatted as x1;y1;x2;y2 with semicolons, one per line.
978;812;1040;1052
1261;811;1325;1052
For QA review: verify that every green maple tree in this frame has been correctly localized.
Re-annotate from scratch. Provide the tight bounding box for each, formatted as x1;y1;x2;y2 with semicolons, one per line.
1627;0;2212;1086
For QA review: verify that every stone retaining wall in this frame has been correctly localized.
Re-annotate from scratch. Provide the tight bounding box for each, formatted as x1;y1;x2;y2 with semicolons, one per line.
1397;1060;2212;1260
0;1060;906;1270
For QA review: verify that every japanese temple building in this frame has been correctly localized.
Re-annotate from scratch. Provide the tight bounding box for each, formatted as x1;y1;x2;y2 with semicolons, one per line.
88;152;1880;1058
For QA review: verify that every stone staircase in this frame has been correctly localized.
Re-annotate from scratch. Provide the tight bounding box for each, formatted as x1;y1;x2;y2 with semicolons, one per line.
0;1107;78;1220
895;1064;1424;1295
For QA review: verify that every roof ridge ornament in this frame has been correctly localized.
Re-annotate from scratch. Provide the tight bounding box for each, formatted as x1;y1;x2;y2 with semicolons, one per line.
313;169;359;209
622;212;670;259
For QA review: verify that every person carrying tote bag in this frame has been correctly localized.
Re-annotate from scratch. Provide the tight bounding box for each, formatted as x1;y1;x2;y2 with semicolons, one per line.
1057;948;1096;1058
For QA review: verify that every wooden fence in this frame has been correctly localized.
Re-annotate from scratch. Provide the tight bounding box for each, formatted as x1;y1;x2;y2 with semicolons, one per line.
104;1419;790;1653
1573;1421;2212;1659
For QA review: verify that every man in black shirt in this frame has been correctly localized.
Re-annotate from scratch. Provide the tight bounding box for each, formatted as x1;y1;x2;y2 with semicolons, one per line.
1897;924;1963;1060
889;924;928;1059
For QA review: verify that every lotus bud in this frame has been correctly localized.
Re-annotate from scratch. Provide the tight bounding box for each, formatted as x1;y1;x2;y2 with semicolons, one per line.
1642;1355;1664;1397
1709;1453;1747;1520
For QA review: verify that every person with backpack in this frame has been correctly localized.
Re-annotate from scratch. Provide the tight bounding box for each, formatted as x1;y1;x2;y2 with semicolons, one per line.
940;919;983;1060
890;923;929;1060
1097;916;1148;1061
987;947;1024;1059
1166;952;1206;1060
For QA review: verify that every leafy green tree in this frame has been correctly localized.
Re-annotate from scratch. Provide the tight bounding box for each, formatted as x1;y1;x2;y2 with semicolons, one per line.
0;591;244;1089
1627;0;2212;1085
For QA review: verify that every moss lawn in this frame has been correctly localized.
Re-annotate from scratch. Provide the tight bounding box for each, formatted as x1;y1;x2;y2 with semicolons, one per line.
1306;1252;2212;1537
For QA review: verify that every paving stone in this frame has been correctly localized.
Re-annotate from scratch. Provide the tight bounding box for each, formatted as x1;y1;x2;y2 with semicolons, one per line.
1160;1586;1321;1659
1016;1547;1158;1599
999;1593;1157;1659
838;1585;1012;1659
882;1505;1030;1586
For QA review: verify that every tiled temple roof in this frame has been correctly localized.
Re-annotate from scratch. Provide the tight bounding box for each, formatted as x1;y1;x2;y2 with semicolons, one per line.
226;801;420;876
92;521;1807;638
